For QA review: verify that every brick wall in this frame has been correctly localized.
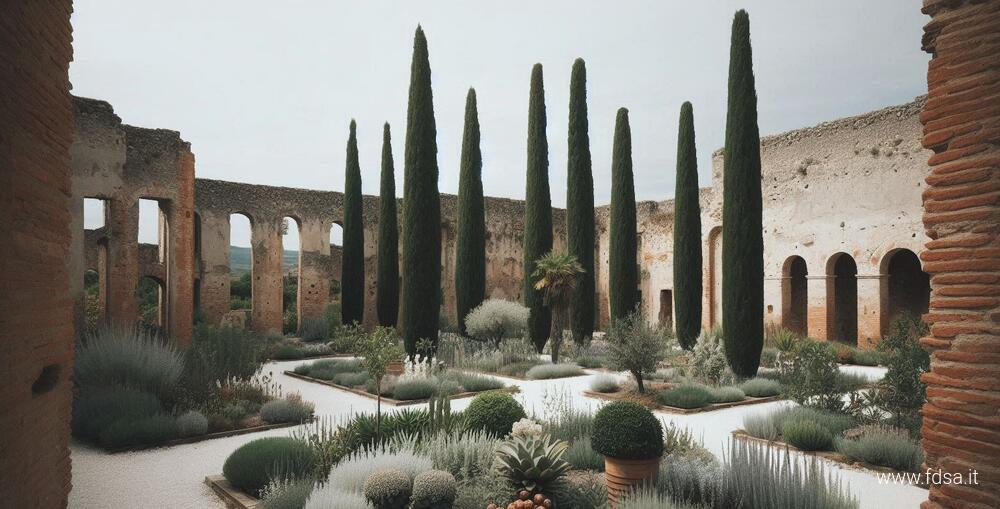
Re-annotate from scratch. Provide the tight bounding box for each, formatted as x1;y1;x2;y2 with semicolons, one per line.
0;2;76;508
919;1;1000;507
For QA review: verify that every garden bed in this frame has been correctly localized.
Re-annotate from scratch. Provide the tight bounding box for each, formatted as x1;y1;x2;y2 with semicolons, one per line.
731;430;928;488
455;363;588;381
582;388;783;414
107;419;308;454
205;475;261;509
284;370;517;406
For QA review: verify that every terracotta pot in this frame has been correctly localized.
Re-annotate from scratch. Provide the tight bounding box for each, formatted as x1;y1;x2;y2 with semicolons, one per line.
387;360;405;376
603;455;661;507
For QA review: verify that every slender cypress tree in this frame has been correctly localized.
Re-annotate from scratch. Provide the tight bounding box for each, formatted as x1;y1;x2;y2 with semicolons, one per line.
609;108;638;321
455;88;485;336
342;119;365;325
673;102;702;350
376;122;399;328
401;26;441;356
566;58;595;342
523;64;553;352
722;10;764;378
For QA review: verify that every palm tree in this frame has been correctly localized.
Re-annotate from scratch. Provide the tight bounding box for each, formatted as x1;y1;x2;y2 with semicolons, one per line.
532;251;584;363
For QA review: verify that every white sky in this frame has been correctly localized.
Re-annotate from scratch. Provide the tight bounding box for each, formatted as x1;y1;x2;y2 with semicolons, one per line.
72;1;930;248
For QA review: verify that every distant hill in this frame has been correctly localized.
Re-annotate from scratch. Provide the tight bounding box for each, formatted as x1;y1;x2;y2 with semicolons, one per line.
229;246;298;273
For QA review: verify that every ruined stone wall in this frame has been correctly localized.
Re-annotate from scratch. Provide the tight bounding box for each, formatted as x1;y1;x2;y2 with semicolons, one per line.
919;1;1000;507
0;2;76;506
70;96;196;344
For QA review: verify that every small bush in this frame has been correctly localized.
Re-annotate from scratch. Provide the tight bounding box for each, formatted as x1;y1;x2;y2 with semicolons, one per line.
272;343;305;360
223;437;317;497
743;412;779;441
589;374;620;393
262;478;315;509
74;322;183;397
392;378;437;401
575;355;605;368
836;427;923;473
261;395;315;424
592;401;664;460
498;361;538;377
785;340;844;411
98;413;177;449
363;469;412;509
525;363;585;380
464;299;530;347
72;387;163;442
222;401;251;422
336;371;372;387
439;371;504;393
464;391;526;437
606;310;670;393
421;430;497;481
410;470;457;509
688;327;728;385
564;439;604;471
850;348;881;366
300;316;330;342
656;383;713;409
782;419;834;451
740;377;782;397
176;410;208;437
709;386;746;403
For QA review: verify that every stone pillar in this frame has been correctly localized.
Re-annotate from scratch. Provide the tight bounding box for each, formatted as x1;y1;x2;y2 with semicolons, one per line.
919;2;1000;507
165;149;195;345
0;2;75;506
251;219;283;333
106;196;140;324
198;211;231;325
298;218;331;326
806;275;829;340
856;274;885;348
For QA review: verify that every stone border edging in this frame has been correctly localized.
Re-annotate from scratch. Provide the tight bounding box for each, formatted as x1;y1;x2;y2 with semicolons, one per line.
107;419;307;454
581;390;784;414
205;475;260;509
283;370;518;406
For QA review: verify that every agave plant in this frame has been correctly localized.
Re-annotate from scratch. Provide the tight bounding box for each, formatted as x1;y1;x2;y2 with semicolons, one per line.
493;433;572;493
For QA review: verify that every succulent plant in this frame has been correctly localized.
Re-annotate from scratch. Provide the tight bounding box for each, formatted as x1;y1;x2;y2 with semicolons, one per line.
493;434;571;493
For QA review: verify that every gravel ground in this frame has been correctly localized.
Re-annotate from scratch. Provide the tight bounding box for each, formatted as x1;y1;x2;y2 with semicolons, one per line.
69;360;925;509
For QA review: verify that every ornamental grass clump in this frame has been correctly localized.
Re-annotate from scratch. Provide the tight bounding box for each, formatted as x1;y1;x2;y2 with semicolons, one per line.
656;383;714;409
592;401;664;460
74;322;184;398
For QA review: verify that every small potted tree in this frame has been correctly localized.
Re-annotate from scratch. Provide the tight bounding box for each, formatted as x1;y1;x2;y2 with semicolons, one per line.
591;400;664;506
357;326;404;441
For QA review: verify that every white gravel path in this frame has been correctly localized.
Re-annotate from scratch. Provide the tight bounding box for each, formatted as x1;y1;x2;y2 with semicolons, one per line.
69;360;926;509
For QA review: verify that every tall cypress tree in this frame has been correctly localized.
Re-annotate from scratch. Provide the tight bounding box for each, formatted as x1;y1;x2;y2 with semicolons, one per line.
566;58;595;342
342;119;365;326
523;64;553;352
609;108;638;321
401;26;441;355
673;102;702;350
722;10;764;378
455;88;485;336
376;122;399;328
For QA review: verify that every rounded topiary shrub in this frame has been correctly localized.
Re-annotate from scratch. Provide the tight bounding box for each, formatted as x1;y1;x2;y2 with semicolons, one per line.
223;437;317;497
363;469;413;509
410;470;457;509
176;410;208;437
592;401;664;460
463;391;526;437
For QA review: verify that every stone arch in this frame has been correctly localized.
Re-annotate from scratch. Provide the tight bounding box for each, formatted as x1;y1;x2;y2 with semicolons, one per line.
707;226;723;327
281;216;301;334
229;212;253;319
879;248;930;337
781;255;808;337
826;252;858;345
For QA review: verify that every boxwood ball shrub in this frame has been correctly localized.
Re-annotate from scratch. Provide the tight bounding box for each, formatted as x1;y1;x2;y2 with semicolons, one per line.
781;419;833;451
464;391;526;437
410;470;457;509
223;437;317;497
176;410;208;437
656;383;713;409
592;401;664;460
363;469;413;509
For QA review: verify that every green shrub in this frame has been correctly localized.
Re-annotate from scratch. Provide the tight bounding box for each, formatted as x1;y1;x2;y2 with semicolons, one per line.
739;377;782;397
656;383;713;409
72;387;164;442
743;412;779;441
464;391;526;437
525;363;585;380
222;401;251;421
223;437;317;497
575;355;605;368
182;325;266;399
759;347;779;368
300;316;331;342
781;419;834;451
410;470;457;509
97;413;176;449
709;386;746;403
392;378;437;401
272;343;305;360
74;322;183;397
261;396;315;424
850;348;881;366
688;326;728;385
176;410;208;437
755;406;854;439
439;371;505;392
335;371;371;387
464;299;530;348
877;313;930;434
835;427;923;473
785;340;844;411
589;374;620;393
564;439;604;471
592;401;664;460
498;361;539;377
363;469;412;509
606;309;670;392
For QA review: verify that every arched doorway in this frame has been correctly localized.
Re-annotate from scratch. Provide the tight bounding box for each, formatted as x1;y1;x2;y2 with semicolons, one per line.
707;226;723;327
881;248;930;336
781;256;808;337
826;253;858;344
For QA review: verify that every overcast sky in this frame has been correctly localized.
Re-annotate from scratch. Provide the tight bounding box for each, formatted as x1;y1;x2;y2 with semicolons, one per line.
72;1;929;248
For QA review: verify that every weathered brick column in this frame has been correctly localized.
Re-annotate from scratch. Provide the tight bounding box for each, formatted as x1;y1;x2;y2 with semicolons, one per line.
0;2;76;507
298;218;333;327
251;219;284;333
919;1;1000;507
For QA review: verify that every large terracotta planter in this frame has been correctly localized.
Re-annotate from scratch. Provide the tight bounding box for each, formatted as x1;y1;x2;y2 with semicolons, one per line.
603;455;661;507
387;360;405;376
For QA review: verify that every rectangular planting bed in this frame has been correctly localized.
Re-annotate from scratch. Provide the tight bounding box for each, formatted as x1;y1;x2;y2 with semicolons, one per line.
284;370;517;406
206;475;260;509
108;420;307;454
582;389;783;415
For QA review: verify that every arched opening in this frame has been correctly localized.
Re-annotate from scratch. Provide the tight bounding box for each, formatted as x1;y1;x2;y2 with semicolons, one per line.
282;216;301;335
138;198;165;263
229;214;253;324
781;256;808;337
827;253;858;345
707;226;723;327
329;222;344;315
137;275;165;330
881;248;930;336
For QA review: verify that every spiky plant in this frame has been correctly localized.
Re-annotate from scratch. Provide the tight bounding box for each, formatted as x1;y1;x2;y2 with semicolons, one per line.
493;434;572;494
